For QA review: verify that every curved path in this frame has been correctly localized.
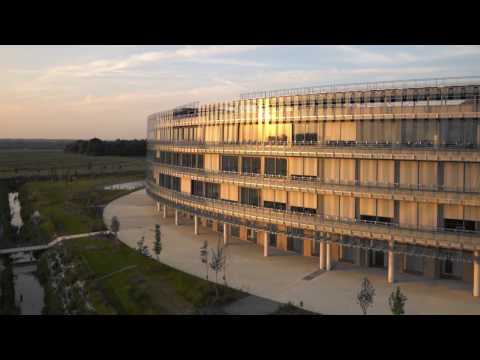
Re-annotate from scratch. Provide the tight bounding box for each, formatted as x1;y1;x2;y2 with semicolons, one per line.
104;189;480;315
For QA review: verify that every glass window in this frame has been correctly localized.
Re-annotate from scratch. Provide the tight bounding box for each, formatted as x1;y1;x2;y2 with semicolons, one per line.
191;180;204;196
221;155;239;172
205;182;219;199
265;158;275;175
197;154;204;169
240;187;260;206
242;157;261;174
265;157;287;176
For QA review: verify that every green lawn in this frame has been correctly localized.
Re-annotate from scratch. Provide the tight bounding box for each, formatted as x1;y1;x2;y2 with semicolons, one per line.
14;175;143;247
40;235;246;314
0;150;145;179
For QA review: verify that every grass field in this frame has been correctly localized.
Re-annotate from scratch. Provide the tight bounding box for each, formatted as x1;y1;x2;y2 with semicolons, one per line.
0;150;145;179
6;175;144;248
38;235;246;314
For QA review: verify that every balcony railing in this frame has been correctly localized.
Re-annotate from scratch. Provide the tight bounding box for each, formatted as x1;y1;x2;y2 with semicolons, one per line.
146;180;480;243
148;139;480;152
147;160;480;196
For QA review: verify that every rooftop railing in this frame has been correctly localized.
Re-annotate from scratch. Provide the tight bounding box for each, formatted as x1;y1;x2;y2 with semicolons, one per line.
239;76;480;100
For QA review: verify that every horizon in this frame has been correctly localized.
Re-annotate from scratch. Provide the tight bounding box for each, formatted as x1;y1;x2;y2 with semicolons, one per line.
2;45;480;139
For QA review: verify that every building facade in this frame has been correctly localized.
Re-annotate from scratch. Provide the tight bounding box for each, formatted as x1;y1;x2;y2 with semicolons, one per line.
146;77;480;297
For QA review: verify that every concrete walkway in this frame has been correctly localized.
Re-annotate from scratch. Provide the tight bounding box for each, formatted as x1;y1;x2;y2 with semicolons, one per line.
103;189;480;315
0;231;112;255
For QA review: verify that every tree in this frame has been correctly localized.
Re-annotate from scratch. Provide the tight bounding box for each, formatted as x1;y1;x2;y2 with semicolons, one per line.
388;286;407;315
137;235;149;257
357;277;375;315
153;224;162;260
200;240;209;281
209;241;226;301
110;216;120;241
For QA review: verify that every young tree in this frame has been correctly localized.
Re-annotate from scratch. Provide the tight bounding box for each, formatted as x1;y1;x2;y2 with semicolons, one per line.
357;277;375;315
136;235;149;256
153;224;162;260
388;286;407;315
209;242;226;301
110;216;120;241
200;240;209;281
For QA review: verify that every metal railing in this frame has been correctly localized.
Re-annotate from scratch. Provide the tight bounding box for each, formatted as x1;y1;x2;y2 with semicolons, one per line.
239;76;480;100
149;188;477;263
147;160;480;197
146;180;480;242
148;139;480;153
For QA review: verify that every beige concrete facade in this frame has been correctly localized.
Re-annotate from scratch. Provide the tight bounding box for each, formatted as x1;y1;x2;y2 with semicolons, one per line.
146;79;480;297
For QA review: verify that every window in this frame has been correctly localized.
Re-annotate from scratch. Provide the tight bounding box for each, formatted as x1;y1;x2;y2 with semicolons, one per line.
444;218;476;232
191;180;204;196
265;157;287;177
181;153;193;167
264;201;286;211
341;246;355;263
290;206;316;215
287;228;304;254
441;258;463;279
360;215;393;224
267;232;277;247
230;225;240;238
240;187;260;206
173;152;181;166
221;155;238;172
196;154;204;169
159;174;180;192
247;229;257;242
205;182;219;199
172;177;180;192
242;157;261;174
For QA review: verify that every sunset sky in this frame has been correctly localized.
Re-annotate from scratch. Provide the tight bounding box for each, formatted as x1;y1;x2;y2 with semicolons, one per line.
1;45;479;140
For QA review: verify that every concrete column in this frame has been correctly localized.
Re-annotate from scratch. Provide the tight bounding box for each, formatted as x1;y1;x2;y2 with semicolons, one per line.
174;209;179;226
194;216;199;235
326;243;331;271
388;244;395;284
156;201;160;213
319;241;326;270
474;251;480;297
223;223;229;245
162;205;167;219
263;232;269;257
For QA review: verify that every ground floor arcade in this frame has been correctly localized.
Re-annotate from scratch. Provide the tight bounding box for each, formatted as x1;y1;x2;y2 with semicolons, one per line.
154;200;480;298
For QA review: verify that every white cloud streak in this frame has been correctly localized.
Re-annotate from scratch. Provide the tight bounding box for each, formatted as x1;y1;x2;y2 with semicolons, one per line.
38;45;264;80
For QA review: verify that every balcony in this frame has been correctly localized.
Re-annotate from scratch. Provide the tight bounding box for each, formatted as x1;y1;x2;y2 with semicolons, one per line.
145;180;480;251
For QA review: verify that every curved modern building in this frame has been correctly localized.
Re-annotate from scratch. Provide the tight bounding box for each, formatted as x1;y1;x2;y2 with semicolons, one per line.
146;76;480;297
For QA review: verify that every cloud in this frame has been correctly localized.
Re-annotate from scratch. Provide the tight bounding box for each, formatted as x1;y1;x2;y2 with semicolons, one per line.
335;46;418;64
336;45;480;65
37;45;264;80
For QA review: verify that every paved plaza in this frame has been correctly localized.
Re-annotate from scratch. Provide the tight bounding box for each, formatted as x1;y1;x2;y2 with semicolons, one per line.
104;189;480;315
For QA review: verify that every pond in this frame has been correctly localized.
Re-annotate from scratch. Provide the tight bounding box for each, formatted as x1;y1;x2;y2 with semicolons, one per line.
13;263;44;315
8;192;23;233
104;180;144;191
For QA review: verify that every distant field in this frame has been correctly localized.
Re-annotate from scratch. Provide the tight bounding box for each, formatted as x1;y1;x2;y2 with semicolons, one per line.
0;150;145;179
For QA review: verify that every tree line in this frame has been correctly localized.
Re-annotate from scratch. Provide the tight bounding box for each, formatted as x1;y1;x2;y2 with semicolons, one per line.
64;138;146;157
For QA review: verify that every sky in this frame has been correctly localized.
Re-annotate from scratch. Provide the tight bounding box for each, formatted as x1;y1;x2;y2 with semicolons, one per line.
1;45;479;140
